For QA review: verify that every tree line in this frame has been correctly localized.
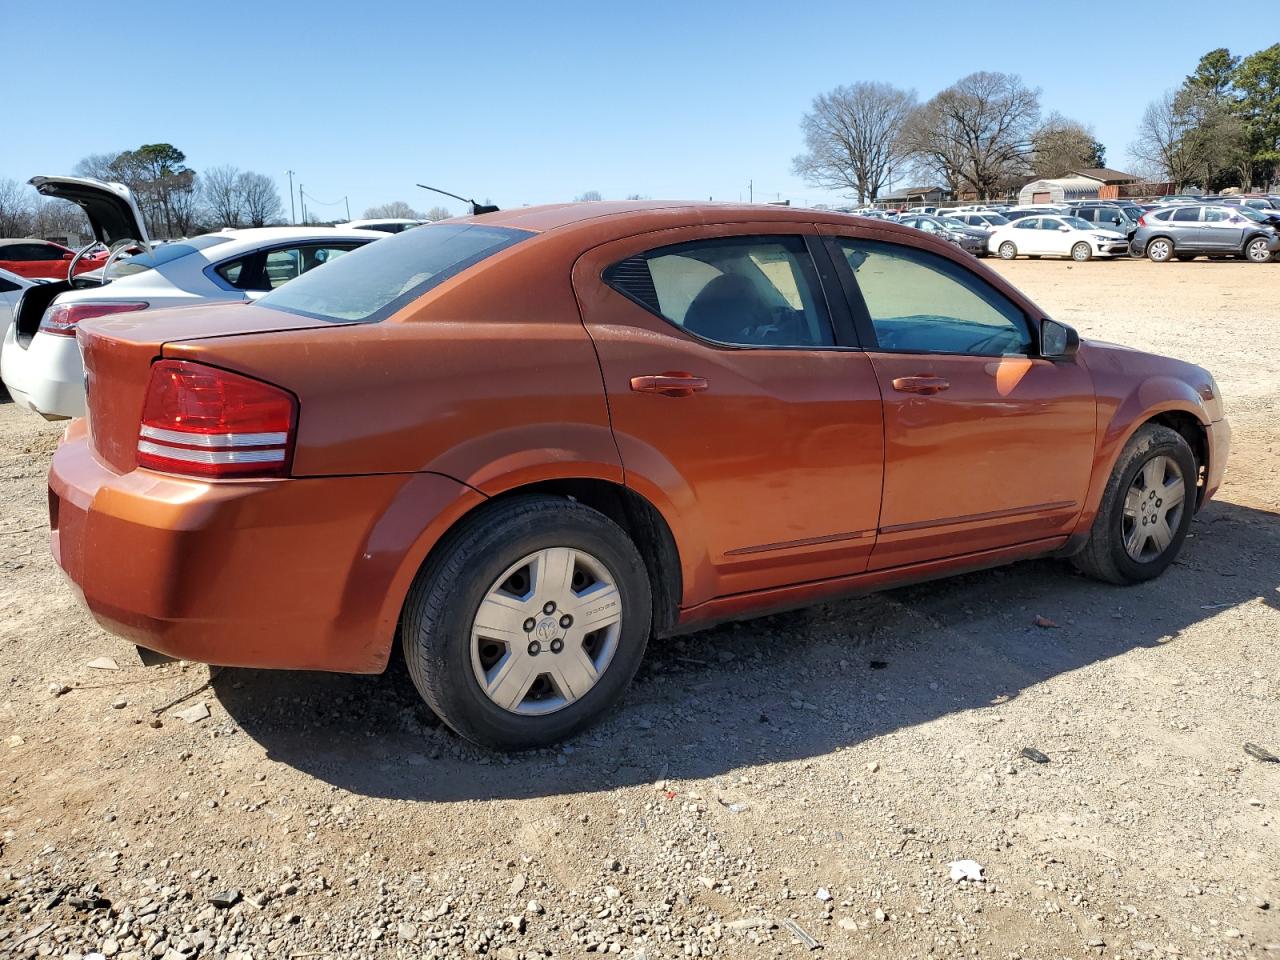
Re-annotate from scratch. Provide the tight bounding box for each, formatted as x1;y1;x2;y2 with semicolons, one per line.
1131;45;1279;192
795;43;1277;203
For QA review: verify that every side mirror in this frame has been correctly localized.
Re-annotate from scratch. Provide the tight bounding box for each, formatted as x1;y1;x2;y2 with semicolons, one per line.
62;252;74;260
1040;318;1079;360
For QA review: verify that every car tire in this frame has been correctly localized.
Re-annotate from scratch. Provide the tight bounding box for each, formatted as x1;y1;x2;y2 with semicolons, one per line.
1146;237;1173;262
400;495;652;749
1071;424;1197;585
1071;242;1092;262
998;242;1017;260
1244;236;1273;263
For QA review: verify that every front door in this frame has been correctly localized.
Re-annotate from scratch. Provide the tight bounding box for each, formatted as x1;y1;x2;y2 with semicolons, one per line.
573;225;885;604
822;229;1095;569
1201;206;1242;250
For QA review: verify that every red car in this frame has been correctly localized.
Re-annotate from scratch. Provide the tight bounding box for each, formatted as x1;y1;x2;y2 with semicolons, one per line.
0;239;107;280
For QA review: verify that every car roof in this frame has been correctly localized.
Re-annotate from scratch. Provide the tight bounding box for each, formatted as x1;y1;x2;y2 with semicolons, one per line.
0;238;59;249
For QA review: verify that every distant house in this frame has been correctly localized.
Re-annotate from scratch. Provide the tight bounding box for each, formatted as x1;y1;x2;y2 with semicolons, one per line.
877;185;949;206
1017;168;1142;205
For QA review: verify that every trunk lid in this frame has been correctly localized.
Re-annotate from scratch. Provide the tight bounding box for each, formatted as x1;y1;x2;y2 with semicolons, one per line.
29;175;151;249
78;303;349;473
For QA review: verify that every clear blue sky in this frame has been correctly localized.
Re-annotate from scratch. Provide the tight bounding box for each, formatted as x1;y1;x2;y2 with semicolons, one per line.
4;1;1269;217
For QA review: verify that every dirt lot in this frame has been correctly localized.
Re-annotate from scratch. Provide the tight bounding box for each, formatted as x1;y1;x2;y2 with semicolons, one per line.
1;259;1277;960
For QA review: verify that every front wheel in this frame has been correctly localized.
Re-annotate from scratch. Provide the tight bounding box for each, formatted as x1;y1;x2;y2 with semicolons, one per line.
1245;237;1274;263
998;241;1018;260
1071;424;1197;585
1071;242;1092;262
1146;237;1173;262
401;496;652;749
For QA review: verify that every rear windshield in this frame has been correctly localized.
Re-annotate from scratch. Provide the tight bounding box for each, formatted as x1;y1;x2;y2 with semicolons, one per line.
256;223;531;323
110;235;232;277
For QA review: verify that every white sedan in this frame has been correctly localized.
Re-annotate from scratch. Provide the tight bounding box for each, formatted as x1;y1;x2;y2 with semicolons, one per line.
988;215;1130;262
2;176;384;420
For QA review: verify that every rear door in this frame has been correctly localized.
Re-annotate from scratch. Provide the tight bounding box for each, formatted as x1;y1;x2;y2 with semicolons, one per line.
1012;218;1044;254
573;223;885;604
820;227;1095;568
1038;217;1073;256
1169;205;1203;247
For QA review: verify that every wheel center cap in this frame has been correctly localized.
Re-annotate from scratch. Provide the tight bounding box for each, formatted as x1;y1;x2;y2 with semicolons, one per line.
533;617;559;643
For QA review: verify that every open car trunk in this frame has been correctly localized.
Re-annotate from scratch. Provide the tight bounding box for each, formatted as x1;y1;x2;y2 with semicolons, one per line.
29;175;150;249
12;281;72;347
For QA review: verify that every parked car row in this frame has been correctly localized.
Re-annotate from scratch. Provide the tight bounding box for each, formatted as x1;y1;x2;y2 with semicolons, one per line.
1;176;385;419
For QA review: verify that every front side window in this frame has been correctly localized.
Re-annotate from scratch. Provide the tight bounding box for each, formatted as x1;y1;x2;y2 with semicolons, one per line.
1204;207;1230;222
604;235;834;348
836;238;1032;357
258;223;530;322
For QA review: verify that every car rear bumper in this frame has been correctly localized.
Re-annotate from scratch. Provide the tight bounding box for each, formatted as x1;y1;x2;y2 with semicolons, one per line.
48;422;482;673
1;325;84;419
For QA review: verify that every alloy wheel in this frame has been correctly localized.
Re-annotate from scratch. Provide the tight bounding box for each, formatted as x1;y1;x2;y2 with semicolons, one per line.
1148;239;1172;262
1121;455;1187;563
1246;238;1272;263
1072;242;1091;262
470;547;623;715
999;242;1017;260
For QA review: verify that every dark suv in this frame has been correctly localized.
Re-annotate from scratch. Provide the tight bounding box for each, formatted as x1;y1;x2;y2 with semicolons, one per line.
1131;204;1280;263
1072;203;1144;239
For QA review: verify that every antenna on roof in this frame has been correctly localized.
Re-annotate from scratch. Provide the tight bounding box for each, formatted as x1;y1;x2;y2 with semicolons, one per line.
416;184;499;216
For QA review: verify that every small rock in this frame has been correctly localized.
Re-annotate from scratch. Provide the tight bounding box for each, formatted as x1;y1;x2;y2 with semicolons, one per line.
526;899;544;916
397;922;417;941
148;717;163;729
815;888;832;902
49;682;71;697
1033;615;1059;629
1224;929;1243;939
87;657;120;670
210;890;241;909
175;703;211;724
1245;742;1279;763
725;917;771;932
1020;747;1050;764
874;908;887;923
837;918;859;931
1087;937;1106;947
112;697;128;709
1256;898;1271;910
604;885;621;900
1133;941;1157;953
509;873;527;896
949;859;985;882
4;734;22;747
102;939;121;957
865;761;880;773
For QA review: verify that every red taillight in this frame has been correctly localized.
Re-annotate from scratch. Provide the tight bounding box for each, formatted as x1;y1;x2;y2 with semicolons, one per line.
41;301;148;337
136;360;296;479
1137;215;1147;226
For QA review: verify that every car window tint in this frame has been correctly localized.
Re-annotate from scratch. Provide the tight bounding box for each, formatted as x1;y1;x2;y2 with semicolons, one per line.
1173;207;1200;222
1204;207;1229;222
837;238;1031;357
1014;218;1039;230
258;224;530;323
605;235;834;348
217;258;248;288
1040;218;1063;230
1153;209;1174;221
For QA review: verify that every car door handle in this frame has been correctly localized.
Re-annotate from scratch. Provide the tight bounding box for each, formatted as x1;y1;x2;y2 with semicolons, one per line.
891;375;950;395
629;373;710;397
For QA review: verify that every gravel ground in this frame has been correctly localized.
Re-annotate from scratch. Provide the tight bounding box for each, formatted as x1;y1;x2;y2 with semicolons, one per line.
1;258;1278;960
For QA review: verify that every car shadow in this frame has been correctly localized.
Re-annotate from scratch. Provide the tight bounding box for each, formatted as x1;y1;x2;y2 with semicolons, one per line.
214;497;1279;801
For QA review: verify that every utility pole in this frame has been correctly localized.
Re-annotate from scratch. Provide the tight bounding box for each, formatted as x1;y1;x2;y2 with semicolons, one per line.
299;185;306;225
344;196;350;220
749;179;753;203
286;170;296;224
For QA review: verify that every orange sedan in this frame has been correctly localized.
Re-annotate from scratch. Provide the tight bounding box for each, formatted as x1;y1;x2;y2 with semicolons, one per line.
49;203;1229;748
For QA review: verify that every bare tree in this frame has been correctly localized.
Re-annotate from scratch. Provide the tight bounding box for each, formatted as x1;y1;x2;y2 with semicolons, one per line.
1031;113;1105;178
791;82;917;202
72;153;122;182
363;200;424;219
575;191;603;202
238;172;285;228
0;178;33;237
30;197;89;243
902;72;1041;200
202;165;244;228
1129;91;1198;189
424;206;452;221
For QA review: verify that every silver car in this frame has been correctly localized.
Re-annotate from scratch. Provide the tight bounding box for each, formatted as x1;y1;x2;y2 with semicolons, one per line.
1132;204;1280;263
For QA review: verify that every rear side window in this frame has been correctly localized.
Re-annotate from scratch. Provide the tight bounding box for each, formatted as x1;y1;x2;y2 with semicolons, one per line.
837;238;1031;357
111;235;232;278
604;235;834;348
1173;207;1201;222
257;224;530;322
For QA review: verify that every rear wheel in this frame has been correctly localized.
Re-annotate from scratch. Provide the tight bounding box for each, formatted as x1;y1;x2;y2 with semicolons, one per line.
1244;236;1273;263
1071;242;1092;262
998;241;1018;260
401;496;652;749
1071;424;1196;585
1146;237;1173;262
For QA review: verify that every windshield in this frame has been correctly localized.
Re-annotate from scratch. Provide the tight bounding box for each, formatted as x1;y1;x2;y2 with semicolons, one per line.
1237;206;1268;222
1061;216;1092;230
109;235;232;277
257;222;531;323
983;214;1010;225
